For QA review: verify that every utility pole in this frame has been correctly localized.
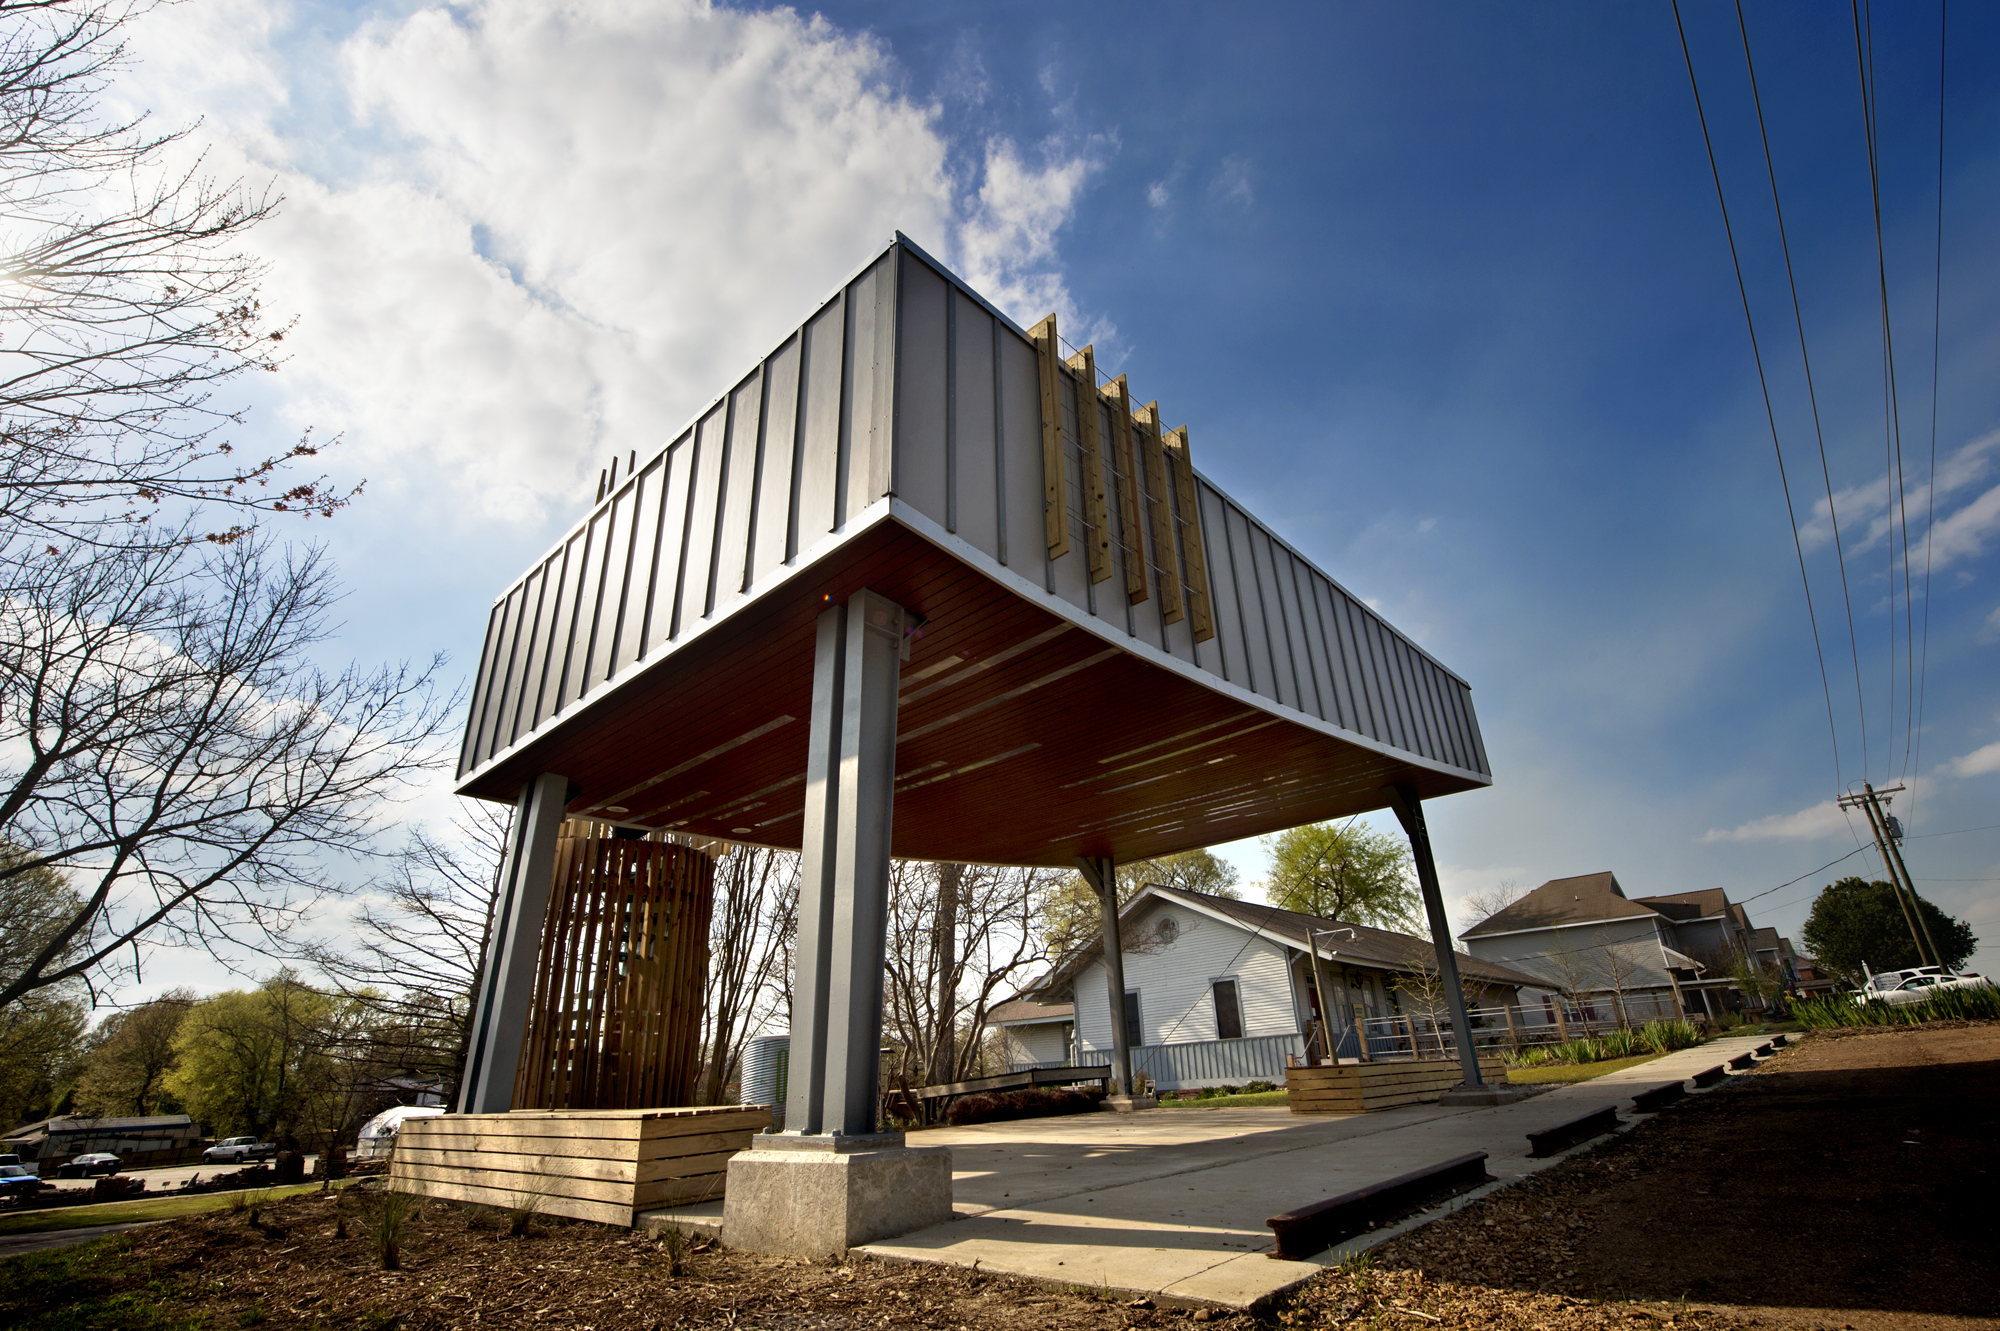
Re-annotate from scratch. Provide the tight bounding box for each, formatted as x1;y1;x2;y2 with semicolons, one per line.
1837;783;1937;968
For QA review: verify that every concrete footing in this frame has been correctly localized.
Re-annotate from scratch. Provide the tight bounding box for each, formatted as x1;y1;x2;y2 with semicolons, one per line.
1098;1094;1158;1113
721;1133;953;1258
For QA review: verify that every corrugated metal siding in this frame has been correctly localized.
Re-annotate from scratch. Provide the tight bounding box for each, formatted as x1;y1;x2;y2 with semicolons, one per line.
456;249;897;777
458;237;1486;786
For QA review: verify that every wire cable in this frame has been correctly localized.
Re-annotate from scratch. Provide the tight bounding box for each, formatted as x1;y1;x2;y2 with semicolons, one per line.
1676;1;1845;793
1853;0;1919;782
1911;0;1947;814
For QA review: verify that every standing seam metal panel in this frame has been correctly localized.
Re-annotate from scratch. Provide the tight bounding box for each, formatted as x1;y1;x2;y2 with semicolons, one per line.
613;457;667;677
645;437;693;657
462;600;508;772
716;374;764;611
506;562;556;748
1195;486;1245;684
1221;505;1272;700
1290;559;1335;724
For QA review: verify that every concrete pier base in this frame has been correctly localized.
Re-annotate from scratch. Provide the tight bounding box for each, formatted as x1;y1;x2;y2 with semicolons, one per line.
1098;1095;1158;1113
722;1133;953;1258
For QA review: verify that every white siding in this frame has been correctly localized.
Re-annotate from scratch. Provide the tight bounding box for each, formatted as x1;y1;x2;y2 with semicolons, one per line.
1001;1023;1070;1067
1074;898;1302;1055
1466;917;1672;994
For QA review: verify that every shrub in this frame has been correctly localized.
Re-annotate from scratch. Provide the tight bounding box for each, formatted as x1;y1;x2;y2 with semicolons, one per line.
1792;983;2000;1029
945;1086;1104;1126
1243;1080;1278;1094
1638;1019;1701;1053
375;1190;418;1270
1598;1028;1640;1059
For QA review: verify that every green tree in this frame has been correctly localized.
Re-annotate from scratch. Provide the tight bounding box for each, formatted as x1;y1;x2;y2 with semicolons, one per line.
1801;877;1975;979
1037;849;1241;960
0;847;89;1124
1264;822;1418;929
163;975;362;1145
72;990;196;1118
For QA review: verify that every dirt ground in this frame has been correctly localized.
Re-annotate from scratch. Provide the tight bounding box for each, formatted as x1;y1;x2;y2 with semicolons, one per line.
5;1024;1992;1331
1345;1022;2000;1331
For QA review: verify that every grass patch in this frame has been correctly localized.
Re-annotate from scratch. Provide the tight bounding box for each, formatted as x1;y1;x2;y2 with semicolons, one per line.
1156;1089;1290;1109
1505;1053;1665;1084
0;1180;349;1236
0;1232;198;1331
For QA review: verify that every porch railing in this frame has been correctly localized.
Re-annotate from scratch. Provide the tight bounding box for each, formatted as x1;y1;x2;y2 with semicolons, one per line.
1299;991;1689;1063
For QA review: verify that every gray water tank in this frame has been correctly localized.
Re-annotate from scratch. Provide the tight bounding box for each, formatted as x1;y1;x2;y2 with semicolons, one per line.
742;1033;789;1128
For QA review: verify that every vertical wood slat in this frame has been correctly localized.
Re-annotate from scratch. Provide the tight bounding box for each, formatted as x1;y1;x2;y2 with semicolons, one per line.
1102;374;1149;605
1028;314;1071;559
1136;400;1185;625
1163;425;1217;643
511;822;718;1111
1065;344;1113;584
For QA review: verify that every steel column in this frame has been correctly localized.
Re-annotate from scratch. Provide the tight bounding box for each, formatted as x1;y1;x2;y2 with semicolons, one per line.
457;770;569;1114
1387;783;1483;1088
1077;856;1131;1096
784;588;907;1138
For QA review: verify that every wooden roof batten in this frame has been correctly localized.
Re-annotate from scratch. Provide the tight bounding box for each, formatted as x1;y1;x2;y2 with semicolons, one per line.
453;235;1491;867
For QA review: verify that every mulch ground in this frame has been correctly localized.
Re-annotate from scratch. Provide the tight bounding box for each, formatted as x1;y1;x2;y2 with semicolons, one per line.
7;1024;1993;1331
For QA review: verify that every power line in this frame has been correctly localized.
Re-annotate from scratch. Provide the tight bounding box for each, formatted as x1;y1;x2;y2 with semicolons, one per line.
1675;1;1846;795
1852;0;1919;784
1912;0;1947;816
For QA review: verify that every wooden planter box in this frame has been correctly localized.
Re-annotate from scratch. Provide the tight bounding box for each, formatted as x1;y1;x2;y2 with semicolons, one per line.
390;1104;770;1227
1284;1056;1508;1114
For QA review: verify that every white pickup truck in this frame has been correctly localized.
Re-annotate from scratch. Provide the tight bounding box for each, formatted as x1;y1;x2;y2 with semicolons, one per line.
1862;966;1991;1005
202;1136;278;1164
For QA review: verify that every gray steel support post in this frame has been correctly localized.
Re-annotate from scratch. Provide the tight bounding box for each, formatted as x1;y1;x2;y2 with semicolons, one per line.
1387;784;1483;1088
784;588;906;1139
1076;856;1130;1097
456;771;570;1114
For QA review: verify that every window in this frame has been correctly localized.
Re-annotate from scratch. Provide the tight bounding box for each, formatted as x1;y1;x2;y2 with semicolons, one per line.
1213;979;1244;1040
1123;991;1143;1049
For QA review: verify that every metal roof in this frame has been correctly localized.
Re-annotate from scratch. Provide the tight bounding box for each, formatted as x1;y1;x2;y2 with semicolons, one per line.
452;237;1491;866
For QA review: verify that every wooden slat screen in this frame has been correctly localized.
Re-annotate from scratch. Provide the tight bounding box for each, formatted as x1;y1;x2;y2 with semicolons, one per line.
513;821;717;1111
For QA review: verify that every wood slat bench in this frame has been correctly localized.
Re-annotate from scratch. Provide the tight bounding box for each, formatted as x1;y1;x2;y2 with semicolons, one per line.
391;1105;770;1228
1526;1105;1619;1157
1284;1056;1508;1114
1266;1151;1491;1259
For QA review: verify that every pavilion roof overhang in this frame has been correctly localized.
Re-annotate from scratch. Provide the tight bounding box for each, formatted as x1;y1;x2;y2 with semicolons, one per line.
453;237;1490;867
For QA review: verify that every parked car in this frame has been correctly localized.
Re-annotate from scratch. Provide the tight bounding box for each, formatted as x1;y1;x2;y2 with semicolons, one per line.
55;1153;121;1178
202;1137;277;1165
0;1153;34;1174
0;1163;44;1195
1865;966;1991;1005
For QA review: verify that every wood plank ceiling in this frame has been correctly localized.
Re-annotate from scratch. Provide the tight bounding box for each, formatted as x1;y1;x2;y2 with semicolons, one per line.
458;519;1483;868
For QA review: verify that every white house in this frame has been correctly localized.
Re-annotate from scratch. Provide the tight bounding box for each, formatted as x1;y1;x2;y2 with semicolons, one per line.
1014;885;1547;1091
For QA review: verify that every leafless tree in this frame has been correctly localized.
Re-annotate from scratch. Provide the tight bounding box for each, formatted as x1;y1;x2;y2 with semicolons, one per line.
0;0;353;549
0;535;454;1010
299;801;512;1094
1591;930;1648;1027
699;845;798;1104
882;860;1064;1115
1458;877;1529;930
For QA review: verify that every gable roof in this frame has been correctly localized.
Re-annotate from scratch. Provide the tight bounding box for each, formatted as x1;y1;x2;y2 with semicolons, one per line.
1039;884;1548;994
1460;871;1660;938
1633;888;1732;920
987;997;1073;1026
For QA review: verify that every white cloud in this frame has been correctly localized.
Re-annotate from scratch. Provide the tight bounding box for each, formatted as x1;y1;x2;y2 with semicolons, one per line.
1147;179;1171;209
1702;799;1854;843
1946;740;2000;778
1210;155;1254;208
117;0;1102;529
1799;429;2000;573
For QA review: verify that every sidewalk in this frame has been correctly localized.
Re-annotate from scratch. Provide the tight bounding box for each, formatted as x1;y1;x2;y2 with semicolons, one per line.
859;1033;1776;1310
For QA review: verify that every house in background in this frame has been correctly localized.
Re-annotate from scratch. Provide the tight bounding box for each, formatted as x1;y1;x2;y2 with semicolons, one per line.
986;996;1075;1071
1026;884;1547;1091
1460;872;1798;1019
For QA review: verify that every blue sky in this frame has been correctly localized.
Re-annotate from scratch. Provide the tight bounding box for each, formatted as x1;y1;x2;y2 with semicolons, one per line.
107;0;1999;994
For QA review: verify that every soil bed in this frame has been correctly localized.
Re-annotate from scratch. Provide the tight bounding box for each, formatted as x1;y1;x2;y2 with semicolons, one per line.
6;1025;1991;1331
1321;1022;1998;1331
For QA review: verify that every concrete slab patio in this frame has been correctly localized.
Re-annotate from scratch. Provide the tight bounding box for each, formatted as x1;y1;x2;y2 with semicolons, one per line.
856;1033;1776;1310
